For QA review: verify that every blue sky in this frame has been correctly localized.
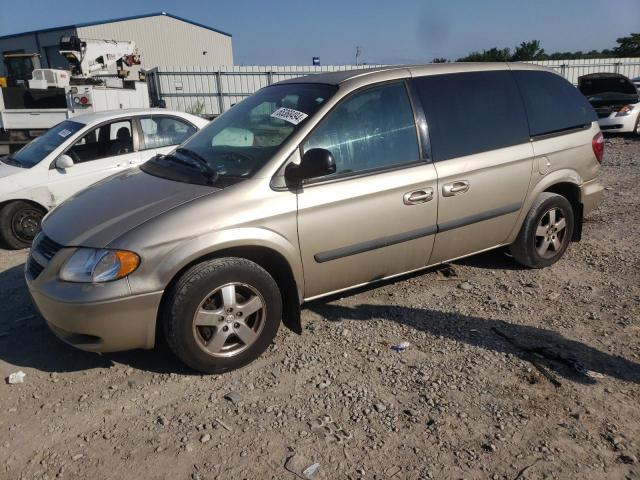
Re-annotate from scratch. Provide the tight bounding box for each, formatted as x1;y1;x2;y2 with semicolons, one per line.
1;0;639;65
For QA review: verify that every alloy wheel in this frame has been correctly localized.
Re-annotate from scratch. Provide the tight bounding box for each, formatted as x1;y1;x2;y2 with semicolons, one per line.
191;282;266;358
534;207;568;258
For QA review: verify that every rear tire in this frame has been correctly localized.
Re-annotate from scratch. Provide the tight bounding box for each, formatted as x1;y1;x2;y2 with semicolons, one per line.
510;193;574;268
163;257;282;374
0;201;46;249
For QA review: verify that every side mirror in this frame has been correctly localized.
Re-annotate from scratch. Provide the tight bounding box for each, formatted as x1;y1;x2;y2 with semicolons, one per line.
285;148;336;182
55;154;74;170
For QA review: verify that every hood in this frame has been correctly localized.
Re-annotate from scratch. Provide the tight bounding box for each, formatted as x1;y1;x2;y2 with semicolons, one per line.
42;168;219;247
0;158;26;180
578;73;639;103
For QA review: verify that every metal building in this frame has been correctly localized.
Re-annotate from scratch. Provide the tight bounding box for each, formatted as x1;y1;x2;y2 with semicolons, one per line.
0;11;233;76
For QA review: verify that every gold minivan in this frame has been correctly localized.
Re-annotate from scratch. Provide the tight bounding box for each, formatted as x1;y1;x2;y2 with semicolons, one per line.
26;63;604;373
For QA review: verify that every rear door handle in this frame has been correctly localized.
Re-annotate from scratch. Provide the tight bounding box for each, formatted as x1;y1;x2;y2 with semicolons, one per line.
403;188;434;205
442;180;470;197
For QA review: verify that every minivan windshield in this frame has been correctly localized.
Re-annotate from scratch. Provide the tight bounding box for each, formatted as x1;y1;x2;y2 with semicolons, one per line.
141;83;337;185
5;120;85;168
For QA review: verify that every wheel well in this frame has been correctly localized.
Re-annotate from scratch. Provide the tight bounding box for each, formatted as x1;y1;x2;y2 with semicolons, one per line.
0;199;48;213
159;246;302;338
543;182;583;241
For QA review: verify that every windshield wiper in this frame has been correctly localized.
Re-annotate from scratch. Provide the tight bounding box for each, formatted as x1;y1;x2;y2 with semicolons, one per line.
175;148;219;185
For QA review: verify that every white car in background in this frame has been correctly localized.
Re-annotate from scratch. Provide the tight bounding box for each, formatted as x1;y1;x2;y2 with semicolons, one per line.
578;73;640;136
0;109;209;248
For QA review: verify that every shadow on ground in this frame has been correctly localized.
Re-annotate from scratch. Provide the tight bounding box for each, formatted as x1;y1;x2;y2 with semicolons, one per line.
2;260;639;385
0;264;189;375
309;302;640;385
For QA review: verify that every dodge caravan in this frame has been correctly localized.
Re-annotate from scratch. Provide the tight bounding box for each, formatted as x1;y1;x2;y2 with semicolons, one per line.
25;64;604;373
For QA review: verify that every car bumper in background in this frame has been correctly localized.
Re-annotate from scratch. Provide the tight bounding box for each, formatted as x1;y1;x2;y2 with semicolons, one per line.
598;113;638;133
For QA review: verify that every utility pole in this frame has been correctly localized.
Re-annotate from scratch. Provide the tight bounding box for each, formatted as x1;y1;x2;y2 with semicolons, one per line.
355;46;362;66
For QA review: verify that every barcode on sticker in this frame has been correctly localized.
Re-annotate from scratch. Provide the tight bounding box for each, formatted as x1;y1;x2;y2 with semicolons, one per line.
270;107;308;125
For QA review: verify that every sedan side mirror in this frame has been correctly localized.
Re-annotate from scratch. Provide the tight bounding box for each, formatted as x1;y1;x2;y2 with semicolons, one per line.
285;148;336;183
55;154;74;170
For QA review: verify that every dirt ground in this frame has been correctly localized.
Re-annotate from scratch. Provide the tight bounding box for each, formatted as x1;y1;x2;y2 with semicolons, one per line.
0;137;639;480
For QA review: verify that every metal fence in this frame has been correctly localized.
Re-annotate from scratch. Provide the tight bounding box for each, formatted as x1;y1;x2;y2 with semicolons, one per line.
528;57;640;85
147;65;382;115
147;58;640;116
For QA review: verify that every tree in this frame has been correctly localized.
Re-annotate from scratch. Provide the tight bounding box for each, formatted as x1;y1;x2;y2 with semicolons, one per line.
432;57;449;63
512;40;546;61
457;47;511;62
613;33;640;57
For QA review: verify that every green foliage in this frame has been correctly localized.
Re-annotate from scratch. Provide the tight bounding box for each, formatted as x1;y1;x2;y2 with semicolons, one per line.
512;40;546;61
432;57;449;63
187;100;206;115
613;33;640;57
458;47;511;62
454;34;639;62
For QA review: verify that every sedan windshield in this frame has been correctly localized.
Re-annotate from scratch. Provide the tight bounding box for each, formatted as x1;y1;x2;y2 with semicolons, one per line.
8;120;85;168
141;83;337;185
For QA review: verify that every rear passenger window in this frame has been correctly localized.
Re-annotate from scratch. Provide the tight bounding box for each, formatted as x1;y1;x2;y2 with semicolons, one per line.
513;70;597;137
413;71;529;161
303;82;420;176
140;117;197;149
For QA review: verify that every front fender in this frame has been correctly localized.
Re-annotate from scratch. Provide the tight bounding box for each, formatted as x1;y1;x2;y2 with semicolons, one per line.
127;226;304;299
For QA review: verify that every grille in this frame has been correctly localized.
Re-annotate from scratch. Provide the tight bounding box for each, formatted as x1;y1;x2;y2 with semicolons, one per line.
35;235;63;262
27;257;44;278
27;234;63;280
595;108;612;119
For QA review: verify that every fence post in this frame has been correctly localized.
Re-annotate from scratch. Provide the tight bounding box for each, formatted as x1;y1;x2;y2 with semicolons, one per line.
215;71;224;114
560;64;567;78
614;62;621;73
267;71;273;85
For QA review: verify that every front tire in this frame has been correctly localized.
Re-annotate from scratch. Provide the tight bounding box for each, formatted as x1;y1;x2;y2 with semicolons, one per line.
163;257;282;374
0;201;46;249
510;192;574;268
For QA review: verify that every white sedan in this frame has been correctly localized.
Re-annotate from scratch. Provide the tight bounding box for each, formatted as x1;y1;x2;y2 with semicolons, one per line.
0;109;209;248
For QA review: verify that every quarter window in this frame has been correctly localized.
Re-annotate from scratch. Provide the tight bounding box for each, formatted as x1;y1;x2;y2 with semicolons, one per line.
139;116;197;149
513;70;597;137
413;71;530;161
303;82;420;176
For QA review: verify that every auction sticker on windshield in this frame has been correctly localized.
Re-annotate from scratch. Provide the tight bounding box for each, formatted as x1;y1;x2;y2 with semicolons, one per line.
58;129;72;138
270;107;308;125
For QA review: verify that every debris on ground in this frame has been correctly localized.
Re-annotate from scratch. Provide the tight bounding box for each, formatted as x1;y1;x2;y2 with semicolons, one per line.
302;462;320;478
6;371;25;384
391;341;410;353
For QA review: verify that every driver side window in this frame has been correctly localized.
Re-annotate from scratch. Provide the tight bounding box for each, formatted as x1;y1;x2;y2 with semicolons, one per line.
66;119;133;163
302;82;420;176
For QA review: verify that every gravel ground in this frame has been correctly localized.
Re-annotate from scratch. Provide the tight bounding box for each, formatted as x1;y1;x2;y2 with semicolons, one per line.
0;137;639;480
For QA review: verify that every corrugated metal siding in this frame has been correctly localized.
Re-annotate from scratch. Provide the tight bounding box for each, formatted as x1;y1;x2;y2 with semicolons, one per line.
77;15;233;69
150;65;383;115
528;57;640;84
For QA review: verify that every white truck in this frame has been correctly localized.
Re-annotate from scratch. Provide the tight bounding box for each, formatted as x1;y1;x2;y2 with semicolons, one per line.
0;36;149;155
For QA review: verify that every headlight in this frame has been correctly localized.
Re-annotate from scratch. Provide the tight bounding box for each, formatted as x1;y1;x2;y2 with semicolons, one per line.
59;248;140;283
615;105;634;117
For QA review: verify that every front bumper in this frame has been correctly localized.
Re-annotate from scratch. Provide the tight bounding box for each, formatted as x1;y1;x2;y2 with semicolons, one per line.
581;178;604;217
597;112;638;133
25;247;163;352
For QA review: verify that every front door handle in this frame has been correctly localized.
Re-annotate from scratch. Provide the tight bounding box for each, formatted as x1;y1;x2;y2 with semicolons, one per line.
403;188;434;205
442;180;470;197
